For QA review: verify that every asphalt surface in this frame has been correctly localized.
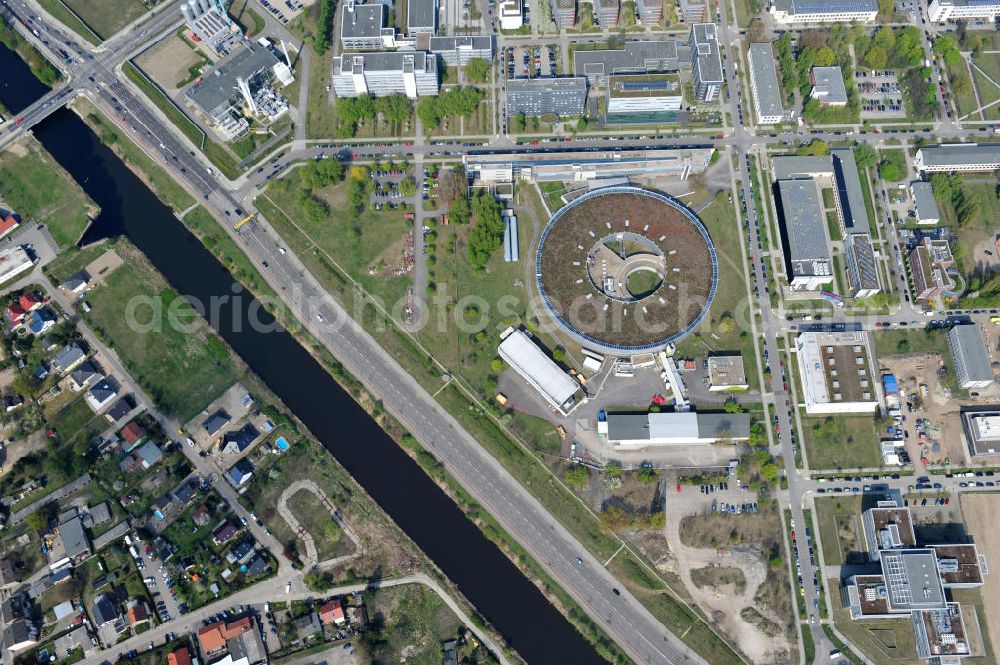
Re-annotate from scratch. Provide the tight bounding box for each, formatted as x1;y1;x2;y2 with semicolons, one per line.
5;2;1000;664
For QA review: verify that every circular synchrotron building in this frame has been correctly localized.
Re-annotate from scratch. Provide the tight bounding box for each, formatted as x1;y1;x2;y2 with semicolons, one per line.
535;186;718;355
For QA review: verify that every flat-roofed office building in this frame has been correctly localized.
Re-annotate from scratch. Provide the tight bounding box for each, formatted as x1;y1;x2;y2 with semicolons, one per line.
506;77;587;116
429;35;494;65
606;74;682;122
573;40;680;84
915;144;1000;172
775;179;833;290
928;0;1000;22
795;331;879;414
407;0;438;34
340;2;396;49
810;66;848;105
332;51;439;98
748;43;784;125
690;23;723;102
769;0;877;23
948;324;994;389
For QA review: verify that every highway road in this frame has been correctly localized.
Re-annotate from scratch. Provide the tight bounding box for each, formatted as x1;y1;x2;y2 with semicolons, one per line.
5;2;1000;663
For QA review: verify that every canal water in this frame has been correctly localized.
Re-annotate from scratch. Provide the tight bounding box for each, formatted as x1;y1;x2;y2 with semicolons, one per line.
0;42;605;664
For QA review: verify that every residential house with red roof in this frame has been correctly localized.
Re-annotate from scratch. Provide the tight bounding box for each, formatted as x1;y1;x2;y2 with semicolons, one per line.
167;646;193;665
197;616;253;657
319;599;345;625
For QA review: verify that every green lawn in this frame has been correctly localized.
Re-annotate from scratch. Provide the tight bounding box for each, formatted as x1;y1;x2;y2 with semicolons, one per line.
75;98;195;212
813;495;863;567
878;148;907;183
306;51;339;139
77;244;239;421
948;59;980;117
800;413;883;470
258;171;411;309
0;141;96;249
674;192;760;391
285;488;344;561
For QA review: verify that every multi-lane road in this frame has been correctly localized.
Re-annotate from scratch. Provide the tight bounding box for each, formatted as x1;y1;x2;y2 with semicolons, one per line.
4;1;1000;663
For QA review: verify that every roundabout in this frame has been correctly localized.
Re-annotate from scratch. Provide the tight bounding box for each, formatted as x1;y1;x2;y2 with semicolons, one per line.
535;186;717;354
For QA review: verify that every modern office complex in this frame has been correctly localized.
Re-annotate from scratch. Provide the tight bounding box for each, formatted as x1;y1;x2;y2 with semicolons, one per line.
927;0;1000;22
407;0;438;34
573;40;679;83
690;23;723;102
947;324;994;389
769;0;878;23
185;43;290;140
915;144;1000;172
795;331;880;414
846;500;985;664
429;35;494;65
332;51;439;98
775;179;833;290
552;0;577;26
809;66;848;105
606;74;682;122
340;1;397;49
506;77;587;116
636;0;665;22
911;182;941;224
180;0;242;55
961;407;1000;456
909;238;954;301
748;43;784;125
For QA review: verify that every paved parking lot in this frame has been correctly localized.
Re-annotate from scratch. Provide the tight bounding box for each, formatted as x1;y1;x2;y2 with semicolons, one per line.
369;169;407;209
856;71;905;119
504;45;557;80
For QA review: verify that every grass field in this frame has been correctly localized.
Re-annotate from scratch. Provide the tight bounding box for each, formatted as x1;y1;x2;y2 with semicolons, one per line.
285;489;344;561
800;413;883;470
59;0;147;39
878;148;907;183
0;139;96;249
306;52;339;139
258;171;411;309
75;98;195;213
831;601;920;665
674;192;759;391
365;584;463;663
814;495;864;567
73;242;239;420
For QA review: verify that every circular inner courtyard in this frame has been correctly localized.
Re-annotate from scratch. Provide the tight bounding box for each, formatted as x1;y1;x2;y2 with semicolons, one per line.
535;187;717;353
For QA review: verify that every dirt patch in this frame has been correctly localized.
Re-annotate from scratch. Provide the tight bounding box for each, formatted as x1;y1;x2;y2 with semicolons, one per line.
666;495;792;665
136;34;206;92
0;431;47;477
880;353;992;468
691;564;747;595
84;249;124;285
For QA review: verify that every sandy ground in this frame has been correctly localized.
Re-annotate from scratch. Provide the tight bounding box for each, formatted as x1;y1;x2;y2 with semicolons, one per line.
0;431;47;477
958;494;1000;655
136;35;205;93
664;486;791;665
879;353;1000;468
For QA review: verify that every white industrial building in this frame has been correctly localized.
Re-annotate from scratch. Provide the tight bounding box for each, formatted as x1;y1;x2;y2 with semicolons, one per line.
748;43;785;125
600;411;751;449
498;0;524;28
795;331;880;414
927;0;1000;22
0;246;33;284
497;328;579;414
915;144;1000;172
948;324;994;389
769;0;878;23
332;51;439;98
